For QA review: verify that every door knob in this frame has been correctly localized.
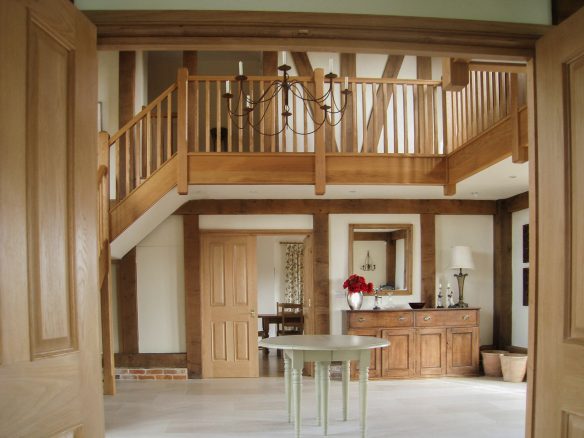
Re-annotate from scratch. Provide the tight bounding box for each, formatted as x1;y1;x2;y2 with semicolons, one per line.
250;309;256;317
423;316;431;321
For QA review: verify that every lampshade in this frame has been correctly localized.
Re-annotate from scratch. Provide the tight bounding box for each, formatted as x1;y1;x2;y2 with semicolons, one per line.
449;246;475;270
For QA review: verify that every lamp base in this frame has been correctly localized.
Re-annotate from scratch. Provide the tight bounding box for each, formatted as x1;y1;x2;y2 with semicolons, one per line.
454;269;469;308
453;301;469;308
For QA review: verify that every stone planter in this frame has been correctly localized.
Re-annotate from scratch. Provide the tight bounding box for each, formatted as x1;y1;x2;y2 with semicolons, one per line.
500;353;528;382
481;350;507;377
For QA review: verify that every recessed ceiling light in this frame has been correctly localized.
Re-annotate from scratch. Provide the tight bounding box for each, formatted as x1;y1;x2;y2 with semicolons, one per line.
349;190;357;193
509;175;517;179
471;192;479;198
249;190;259;194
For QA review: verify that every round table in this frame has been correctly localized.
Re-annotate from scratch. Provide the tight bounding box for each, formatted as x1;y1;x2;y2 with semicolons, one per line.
259;335;389;438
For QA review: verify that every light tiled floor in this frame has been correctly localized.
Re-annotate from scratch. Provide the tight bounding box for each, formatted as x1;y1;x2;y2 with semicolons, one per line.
105;376;526;437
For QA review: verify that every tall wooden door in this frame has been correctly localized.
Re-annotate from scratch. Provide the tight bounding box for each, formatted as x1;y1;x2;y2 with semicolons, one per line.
0;0;103;436
532;7;584;437
201;235;258;378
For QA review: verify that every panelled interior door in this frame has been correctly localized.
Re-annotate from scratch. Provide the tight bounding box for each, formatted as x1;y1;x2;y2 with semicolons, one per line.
532;7;584;437
0;0;104;436
201;234;258;378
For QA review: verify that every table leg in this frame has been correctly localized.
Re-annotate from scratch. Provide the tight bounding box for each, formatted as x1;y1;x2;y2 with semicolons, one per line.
359;365;369;438
292;367;302;438
320;361;331;436
342;361;350;421
284;353;292;423
315;362;321;426
262;318;270;355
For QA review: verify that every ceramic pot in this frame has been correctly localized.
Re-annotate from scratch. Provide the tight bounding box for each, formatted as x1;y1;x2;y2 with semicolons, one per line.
347;291;363;310
500;353;528;382
481;350;507;377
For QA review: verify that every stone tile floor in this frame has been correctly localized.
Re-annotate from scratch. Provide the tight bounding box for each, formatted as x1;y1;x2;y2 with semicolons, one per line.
105;376;526;437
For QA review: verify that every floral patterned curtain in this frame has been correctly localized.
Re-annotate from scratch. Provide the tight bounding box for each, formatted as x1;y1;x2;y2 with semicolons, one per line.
284;243;304;304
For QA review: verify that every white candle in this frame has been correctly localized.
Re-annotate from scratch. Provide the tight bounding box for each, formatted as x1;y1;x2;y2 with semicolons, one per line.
282;51;287;65
344;76;348;89
328;57;333;73
225;81;230;93
246;95;251;108
239;61;243;76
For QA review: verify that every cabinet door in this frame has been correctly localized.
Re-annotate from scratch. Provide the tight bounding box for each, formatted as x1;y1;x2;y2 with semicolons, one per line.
381;329;415;378
447;327;479;376
348;329;380;379
416;328;447;376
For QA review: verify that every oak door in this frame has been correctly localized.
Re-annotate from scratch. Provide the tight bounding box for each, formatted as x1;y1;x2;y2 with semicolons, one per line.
381;329;416;378
201;235;258;378
446;327;479;376
532;7;584;437
416;328;447;376
0;0;103;436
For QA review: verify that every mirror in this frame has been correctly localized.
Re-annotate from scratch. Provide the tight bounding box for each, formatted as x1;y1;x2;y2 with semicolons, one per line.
348;224;413;296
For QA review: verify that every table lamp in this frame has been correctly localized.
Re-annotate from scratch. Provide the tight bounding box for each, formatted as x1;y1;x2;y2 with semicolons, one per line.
449;246;475;308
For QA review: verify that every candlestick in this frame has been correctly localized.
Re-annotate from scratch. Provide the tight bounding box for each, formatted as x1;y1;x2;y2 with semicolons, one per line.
239;61;243;76
344;76;348;89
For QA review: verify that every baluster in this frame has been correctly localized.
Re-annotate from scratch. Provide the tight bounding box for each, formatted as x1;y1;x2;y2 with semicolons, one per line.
413;84;419;154
134;124;140;189
441;88;449;154
460;88;466;145
193;80;199;153
432;86;439;154
248;80;254;152
140;115;146;178
493;73;500;123
487;72;493;127
341;82;347;153
167;92;173;158
146;111;152;177
361;82;367;153
403;84;409;153
125;131;131;195
282;82;287;153
382;83;389;154
393;84;399;154
303;83;308;153
419;85;426;153
330;85;335;153
351;82;358;153
215;80;221;152
259;81;265;153
273;86;278;152
205;81;210;152
426;84;433;153
293;85;298;153
156;103;162;167
115;137;121;201
227;80;233;153
372;82;378;153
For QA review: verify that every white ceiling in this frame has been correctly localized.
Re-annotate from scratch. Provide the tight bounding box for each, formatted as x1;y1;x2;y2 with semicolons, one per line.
188;157;528;201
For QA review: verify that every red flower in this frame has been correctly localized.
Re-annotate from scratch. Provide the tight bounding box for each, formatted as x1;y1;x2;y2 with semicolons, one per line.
343;274;375;294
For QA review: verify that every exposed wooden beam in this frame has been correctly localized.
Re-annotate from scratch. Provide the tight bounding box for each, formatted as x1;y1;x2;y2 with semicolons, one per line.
183;215;202;378
114;353;187;368
420;213;436;308
290;52;338;153
313;213;330;334
175;199;497;216
340;53;356;153
504;191;529;213
416;56;432;80
87;11;547;59
493;199;513;349
468;61;527;74
364;55;405;152
118;51;136;126
117;248;139;353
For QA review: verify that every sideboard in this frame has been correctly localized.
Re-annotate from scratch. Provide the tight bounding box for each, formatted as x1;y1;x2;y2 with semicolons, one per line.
342;308;480;379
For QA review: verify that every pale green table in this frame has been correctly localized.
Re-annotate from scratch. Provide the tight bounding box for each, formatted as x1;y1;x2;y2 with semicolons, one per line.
259;334;389;438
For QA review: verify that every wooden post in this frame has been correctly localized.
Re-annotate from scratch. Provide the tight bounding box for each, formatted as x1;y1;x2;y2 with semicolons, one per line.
97;131;115;395
420;214;436;308
510;73;528;163
177;67;188;194
442;58;469;91
313;213;330;334
118;248;139;353
183;51;197;152
183;215;202;378
493;200;513;349
314;68;326;195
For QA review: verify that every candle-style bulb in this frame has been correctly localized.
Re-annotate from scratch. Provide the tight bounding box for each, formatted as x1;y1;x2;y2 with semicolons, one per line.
225;81;230;93
245;95;251;108
328;57;333;74
238;61;243;76
282;51;287;65
344;76;348;89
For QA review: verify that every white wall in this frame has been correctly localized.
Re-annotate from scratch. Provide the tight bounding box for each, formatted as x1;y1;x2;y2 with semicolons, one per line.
111;263;119;353
199;215;313;230
329;214;422;334
77;0;552;25
435;215;494;345
136;215;186;353
512;209;529;348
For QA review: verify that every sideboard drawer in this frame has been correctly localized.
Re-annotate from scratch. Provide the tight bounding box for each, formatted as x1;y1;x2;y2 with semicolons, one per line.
348;311;413;328
414;310;478;327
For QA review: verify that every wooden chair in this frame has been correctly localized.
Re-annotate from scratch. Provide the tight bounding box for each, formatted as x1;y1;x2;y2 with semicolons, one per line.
277;303;304;336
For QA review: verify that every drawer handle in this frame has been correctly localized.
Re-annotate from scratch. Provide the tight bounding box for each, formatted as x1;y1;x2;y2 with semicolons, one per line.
398;316;406;321
463;315;470;321
358;317;366;322
423;316;431;321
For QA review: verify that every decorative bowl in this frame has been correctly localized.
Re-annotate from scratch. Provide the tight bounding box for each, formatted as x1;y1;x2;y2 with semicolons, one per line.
408;302;426;309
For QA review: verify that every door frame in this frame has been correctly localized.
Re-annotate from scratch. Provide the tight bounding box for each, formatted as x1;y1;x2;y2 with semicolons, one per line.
199;229;315;378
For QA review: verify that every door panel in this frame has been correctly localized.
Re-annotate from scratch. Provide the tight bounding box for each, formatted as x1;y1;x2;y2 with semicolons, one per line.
201;235;258;377
534;8;584;437
381;329;415;378
0;0;103;435
446;327;479;376
416;328;446;376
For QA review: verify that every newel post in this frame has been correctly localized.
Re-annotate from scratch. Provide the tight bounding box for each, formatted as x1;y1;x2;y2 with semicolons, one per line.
177;67;189;194
313;68;326;196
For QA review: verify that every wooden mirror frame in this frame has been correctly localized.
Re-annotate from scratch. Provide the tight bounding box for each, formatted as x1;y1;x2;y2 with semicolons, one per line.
348;223;413;296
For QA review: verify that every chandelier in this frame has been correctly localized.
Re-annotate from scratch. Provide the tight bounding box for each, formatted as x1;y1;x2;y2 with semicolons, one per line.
222;55;351;136
361;251;376;272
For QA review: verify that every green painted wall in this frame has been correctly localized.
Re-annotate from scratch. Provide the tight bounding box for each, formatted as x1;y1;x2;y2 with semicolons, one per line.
77;0;551;25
